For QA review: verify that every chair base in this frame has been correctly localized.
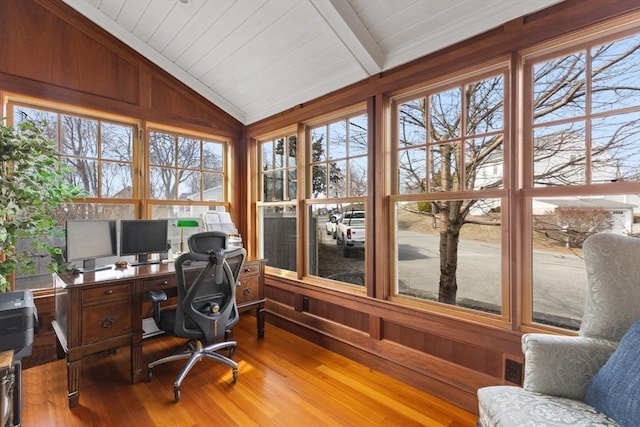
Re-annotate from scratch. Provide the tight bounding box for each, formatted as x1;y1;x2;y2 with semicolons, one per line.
148;339;238;401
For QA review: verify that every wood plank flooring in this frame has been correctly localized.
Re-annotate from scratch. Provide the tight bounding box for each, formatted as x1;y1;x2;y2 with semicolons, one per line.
21;315;478;426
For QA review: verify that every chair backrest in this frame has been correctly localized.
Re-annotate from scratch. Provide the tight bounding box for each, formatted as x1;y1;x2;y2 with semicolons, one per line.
188;231;228;254
174;247;246;345
579;232;640;341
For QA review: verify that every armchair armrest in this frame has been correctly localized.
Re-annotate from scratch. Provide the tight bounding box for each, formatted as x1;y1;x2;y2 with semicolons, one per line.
522;333;618;400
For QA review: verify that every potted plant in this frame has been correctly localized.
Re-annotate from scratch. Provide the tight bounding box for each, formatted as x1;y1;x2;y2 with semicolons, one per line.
0;119;84;292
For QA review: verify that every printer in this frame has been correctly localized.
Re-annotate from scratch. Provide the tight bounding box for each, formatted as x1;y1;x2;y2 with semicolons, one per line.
0;290;38;360
0;290;37;427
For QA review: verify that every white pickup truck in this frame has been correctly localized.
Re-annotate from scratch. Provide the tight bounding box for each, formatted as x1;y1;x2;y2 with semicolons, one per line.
336;210;365;257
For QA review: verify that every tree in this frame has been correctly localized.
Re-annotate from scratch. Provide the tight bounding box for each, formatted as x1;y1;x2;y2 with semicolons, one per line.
398;35;640;304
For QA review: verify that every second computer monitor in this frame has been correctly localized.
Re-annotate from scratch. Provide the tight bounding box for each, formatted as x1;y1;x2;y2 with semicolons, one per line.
120;219;169;265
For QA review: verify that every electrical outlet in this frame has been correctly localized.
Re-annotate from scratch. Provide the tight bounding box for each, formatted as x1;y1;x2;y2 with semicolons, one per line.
505;359;523;385
302;296;309;312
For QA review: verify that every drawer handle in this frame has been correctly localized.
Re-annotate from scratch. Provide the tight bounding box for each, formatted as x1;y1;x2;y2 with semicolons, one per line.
243;288;251;296
244;268;252;273
104;289;113;295
101;316;115;328
161;280;168;286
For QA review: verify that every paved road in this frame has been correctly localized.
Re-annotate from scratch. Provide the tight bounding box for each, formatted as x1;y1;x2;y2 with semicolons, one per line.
396;231;586;321
318;222;586;324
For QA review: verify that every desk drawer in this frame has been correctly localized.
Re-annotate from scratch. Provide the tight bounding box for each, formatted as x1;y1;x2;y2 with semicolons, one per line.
143;275;177;291
236;271;260;305
82;283;131;306
82;301;132;345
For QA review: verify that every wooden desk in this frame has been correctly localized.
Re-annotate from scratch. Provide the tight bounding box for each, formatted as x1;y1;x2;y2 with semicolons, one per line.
52;259;265;408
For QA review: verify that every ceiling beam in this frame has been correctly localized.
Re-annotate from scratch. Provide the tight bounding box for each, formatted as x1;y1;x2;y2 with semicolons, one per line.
310;0;384;75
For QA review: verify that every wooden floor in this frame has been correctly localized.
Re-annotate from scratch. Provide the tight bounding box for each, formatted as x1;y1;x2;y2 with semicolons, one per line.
21;315;478;426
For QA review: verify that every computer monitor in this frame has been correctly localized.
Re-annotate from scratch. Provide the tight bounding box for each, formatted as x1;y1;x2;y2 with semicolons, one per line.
119;219;169;265
65;219;117;272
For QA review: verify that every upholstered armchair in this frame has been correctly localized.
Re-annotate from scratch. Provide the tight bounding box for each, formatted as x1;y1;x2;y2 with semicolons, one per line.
477;232;640;426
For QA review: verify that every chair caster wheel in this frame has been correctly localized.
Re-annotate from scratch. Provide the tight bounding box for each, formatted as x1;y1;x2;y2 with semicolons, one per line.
231;369;238;384
148;368;153;381
174;387;181;402
229;346;235;358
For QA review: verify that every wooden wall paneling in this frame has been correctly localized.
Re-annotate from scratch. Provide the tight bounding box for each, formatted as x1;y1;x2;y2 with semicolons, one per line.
1;0;139;106
1;0;244;139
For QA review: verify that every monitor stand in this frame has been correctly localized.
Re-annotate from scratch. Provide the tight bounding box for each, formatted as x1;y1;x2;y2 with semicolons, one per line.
129;253;160;267
79;258;112;273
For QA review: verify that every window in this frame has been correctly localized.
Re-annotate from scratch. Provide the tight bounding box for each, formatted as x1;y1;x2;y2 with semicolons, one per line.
524;30;640;329
307;112;368;286
258;134;298;272
148;129;225;202
393;69;507;315
5;101;232;292
13;105;135;199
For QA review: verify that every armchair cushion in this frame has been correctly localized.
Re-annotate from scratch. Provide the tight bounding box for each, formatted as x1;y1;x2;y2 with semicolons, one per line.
478;386;619;427
522;334;618;400
584;321;640;426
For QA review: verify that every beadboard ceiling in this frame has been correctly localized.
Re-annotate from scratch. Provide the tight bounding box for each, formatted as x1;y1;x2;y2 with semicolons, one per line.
62;0;562;125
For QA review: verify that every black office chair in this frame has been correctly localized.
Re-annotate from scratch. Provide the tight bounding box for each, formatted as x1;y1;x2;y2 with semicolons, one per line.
188;230;228;254
147;246;246;401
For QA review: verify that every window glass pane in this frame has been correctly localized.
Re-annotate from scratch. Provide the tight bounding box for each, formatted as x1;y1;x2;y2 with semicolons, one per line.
101;122;132;161
178;170;200;200
533;52;586;124
530;195;640;330
329;121;347;160
260;205;297;272
150;166;176;199
287;170;297;201
262;140;274;170
396;199;502;314
273;169;284;201
203;173;224;201
349;157;367;196
150;206;212;254
263;171;274;201
398;148;426;194
287;135;297;168
311;126;328;162
349;114;368;156
328;160;347;198
61;115;98;158
591;112;640;183
398;99;426;147
178;136;200;169
591;34;640;114
429;87;461;141
13;107;58;141
466;76;504;135
101;162;132;198
309;204;365;286
533;121;587;187
63;158;98;197
203;141;224;171
429;143;461;192
465;136;504;190
149;132;175;166
311;164;327;199
274;138;285;168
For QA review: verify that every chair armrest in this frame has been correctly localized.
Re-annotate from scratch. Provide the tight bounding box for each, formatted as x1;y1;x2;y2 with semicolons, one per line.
147;290;168;303
522;333;617;400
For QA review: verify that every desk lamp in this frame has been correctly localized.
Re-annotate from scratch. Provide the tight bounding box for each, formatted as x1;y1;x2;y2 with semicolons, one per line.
176;219;200;253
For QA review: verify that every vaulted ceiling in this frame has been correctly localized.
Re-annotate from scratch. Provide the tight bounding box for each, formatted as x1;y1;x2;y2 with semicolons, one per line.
62;0;562;125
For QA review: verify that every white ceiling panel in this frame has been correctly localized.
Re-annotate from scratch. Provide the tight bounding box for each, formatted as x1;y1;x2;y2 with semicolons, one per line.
63;0;563;125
